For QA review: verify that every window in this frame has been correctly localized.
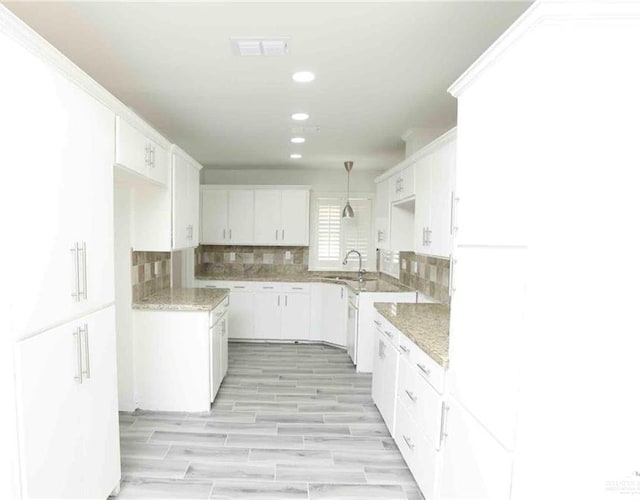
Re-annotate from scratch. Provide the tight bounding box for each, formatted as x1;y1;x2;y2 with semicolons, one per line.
311;195;373;271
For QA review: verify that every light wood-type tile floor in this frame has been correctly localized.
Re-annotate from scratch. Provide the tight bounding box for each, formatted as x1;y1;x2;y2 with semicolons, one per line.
116;342;425;500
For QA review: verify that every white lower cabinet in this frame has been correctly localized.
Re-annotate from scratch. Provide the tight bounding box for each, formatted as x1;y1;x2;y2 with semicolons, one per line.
228;290;255;340
372;330;399;432
254;289;311;340
254;292;283;339
133;298;229;412
439;398;513;500
13;306;120;500
310;284;348;346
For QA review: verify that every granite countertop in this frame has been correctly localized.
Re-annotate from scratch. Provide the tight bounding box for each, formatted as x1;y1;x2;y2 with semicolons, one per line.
194;273;413;294
133;287;230;312
374;302;450;368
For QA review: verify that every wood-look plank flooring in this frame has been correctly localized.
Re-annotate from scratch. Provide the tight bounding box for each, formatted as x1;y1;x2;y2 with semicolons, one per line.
116;342;424;499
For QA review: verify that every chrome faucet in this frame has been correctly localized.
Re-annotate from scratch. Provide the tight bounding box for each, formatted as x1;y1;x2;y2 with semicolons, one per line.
343;249;366;282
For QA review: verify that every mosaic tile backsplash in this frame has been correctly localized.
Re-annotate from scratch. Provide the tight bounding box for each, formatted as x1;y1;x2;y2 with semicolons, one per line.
196;245;309;277
131;251;171;302
378;250;451;305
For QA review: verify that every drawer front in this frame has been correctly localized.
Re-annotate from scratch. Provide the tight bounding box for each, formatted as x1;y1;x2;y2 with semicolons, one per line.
397;355;420;421
199;280;254;292
374;315;399;347
398;332;445;394
257;282;282;292
394;399;438;499
282;283;310;293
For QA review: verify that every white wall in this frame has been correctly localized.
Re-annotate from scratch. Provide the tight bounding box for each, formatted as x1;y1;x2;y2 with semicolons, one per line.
202;168;382;193
114;184;135;411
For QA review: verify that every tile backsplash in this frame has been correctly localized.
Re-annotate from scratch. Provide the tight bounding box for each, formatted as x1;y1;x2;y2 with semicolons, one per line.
378;249;450;305
196;245;309;277
131;251;171;301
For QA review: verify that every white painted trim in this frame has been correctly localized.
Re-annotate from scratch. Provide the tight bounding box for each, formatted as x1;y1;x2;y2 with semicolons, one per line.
374;128;457;183
448;0;640;97
0;5;171;148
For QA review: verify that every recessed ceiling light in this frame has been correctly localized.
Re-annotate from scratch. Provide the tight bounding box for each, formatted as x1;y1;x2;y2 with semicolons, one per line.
292;71;315;83
291;112;309;121
290;153;302;159
291;137;306;144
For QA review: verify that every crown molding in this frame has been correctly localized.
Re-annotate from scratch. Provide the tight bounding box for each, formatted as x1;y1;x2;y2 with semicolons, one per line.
448;0;640;98
374;127;457;183
0;5;171;148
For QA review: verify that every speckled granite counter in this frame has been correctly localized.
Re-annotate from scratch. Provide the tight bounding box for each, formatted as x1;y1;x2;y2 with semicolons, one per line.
133;287;229;312
195;273;413;294
374;302;450;368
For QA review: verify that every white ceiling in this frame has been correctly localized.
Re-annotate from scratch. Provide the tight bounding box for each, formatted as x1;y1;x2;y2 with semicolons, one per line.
5;1;531;171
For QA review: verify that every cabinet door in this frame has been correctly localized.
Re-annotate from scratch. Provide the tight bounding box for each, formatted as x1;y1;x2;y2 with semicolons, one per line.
115;116;148;176
220;316;229;378
187;162;201;246
228;291;255;339
429;139;456;258
281;190;309;245
4;33;114;335
172;154;198;249
201;190;228;244
254;190;282;244
439;398;513;500
14;320;86;499
228;190;255;244
346;304;358;364
78;307;121;499
253;292;282;339
322;285;347;347
381;336;399;430
371;333;387;416
375;180;390;249
414;155;432;255
147;141;169;187
281;293;310;340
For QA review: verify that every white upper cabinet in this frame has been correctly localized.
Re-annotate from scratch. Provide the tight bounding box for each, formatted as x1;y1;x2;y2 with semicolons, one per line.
375;179;390;250
3;30;115;336
172;146;202;250
414;130;457;258
389;164;415;202
254;189;283;245
281;189;309;245
115;116;169;186
201;188;255;244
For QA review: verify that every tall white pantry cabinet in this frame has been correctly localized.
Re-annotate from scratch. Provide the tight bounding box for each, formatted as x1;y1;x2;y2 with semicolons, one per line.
443;2;640;500
1;7;120;500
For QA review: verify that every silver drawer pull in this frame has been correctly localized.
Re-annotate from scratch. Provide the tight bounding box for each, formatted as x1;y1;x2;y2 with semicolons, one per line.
384;330;394;339
73;328;82;384
80;323;90;380
417;363;431;377
205;285;217;288
234;286;246;289
405;390;417;402
262;286;275;289
291;287;303;290
399;345;410;354
402;435;415;450
373;320;382;326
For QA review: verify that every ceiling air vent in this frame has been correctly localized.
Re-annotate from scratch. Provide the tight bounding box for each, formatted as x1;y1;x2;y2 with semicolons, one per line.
231;38;289;57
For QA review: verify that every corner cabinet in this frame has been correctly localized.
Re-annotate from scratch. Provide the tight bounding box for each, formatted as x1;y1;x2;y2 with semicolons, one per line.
172;146;202;250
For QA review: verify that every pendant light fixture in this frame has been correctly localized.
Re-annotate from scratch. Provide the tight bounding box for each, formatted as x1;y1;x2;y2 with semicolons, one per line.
342;161;355;218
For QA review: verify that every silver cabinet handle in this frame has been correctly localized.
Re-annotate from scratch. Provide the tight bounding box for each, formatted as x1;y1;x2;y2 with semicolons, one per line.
277;295;281;306
373;320;382;326
384;330;394;339
399;344;410;354
151;145;156;168
282;229;285;240
229;228;232;239
450;192;455;235
405;389;417;402
205;285;217;289
275;229;279;241
73;327;83;384
262;286;274;289
439;403;450;447
402;434;415;450
80;323;90;379
285;295;288;307
223;229;226;239
378;340;386;359
340;287;344;299
70;243;80;301
234;285;246;289
78;242;87;300
144;144;150;167
417;363;431;377
449;256;456;296
292;286;303;290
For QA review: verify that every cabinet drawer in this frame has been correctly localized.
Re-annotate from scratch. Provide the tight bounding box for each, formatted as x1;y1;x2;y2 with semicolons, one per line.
394;398;438;499
374;314;399;347
398;332;445;394
282;283;310;293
